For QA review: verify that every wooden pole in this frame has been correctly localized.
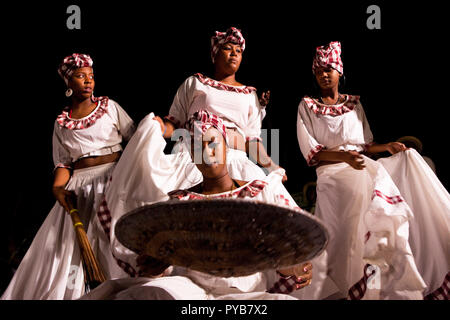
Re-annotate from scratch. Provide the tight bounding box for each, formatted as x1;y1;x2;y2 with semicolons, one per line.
66;197;106;290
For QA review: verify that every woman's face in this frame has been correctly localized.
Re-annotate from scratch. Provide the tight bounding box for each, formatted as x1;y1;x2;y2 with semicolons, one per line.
68;67;95;100
314;66;341;90
191;127;227;179
214;42;242;75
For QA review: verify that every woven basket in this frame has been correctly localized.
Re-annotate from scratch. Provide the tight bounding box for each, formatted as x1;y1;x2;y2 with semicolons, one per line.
115;199;329;277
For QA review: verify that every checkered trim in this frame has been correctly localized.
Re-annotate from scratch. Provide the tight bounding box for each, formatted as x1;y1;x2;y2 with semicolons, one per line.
56;96;109;130
195;73;256;94
168;180;268;200
210;27;245;63
424;272;450;300
267;273;304;294
347;264;375;300
96;196;138;277
372;189;405;205
306;144;325;166
303;95;360;116
58;53;93;85
312;41;343;74
187;110;228;144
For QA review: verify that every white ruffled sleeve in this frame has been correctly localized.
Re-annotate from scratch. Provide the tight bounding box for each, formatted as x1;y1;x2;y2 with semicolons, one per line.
165;76;196;128
244;92;264;142
108;99;136;141
356;101;374;151
52;121;72;170
296;99;325;166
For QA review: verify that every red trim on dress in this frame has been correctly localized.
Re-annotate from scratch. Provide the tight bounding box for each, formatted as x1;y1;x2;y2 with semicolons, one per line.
307;145;325;166
303;95;360;116
56;96;109;130
424;272;450;300
347;264;376;300
372;189;404;205
194;73;257;94
97;197;138;277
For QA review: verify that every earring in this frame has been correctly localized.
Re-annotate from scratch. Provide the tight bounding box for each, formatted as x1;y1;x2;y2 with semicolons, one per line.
65;88;73;97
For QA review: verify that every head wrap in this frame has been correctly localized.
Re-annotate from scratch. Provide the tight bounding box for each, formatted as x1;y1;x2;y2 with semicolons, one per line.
312;41;343;74
58;53;93;86
210;27;246;63
187;110;228;145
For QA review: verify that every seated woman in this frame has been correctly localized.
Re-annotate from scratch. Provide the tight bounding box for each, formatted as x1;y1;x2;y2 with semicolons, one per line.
95;27;295;282
81;111;313;300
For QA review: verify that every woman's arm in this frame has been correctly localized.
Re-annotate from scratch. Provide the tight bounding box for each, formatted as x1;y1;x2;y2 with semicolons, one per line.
52;167;74;212
365;142;407;155
315;150;366;170
246;140;288;182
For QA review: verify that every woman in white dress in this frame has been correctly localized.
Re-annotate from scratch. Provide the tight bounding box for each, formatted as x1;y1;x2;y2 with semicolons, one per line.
1;53;135;300
82;112;313;300
297;41;449;300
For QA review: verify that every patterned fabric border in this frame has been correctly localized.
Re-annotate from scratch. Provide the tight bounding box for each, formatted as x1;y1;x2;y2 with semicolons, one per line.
303;95;360;116
56;96;109;130
195;73;256;94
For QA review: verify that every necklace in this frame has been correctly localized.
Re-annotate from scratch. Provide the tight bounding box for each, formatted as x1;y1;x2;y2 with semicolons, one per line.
319;93;342;105
202;179;239;199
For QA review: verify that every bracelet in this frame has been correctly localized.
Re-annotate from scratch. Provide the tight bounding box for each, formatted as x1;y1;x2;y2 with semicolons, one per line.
69;208;79;215
73;222;83;228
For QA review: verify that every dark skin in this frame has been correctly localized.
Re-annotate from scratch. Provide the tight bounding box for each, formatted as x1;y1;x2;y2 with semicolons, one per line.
53;67;121;212
312;66;407;169
154;42;286;182
138;128;312;289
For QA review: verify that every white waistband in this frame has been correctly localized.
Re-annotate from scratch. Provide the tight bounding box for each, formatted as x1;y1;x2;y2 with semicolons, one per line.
78;144;123;159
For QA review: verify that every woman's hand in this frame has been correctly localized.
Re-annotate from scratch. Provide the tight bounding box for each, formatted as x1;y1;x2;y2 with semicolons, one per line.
343;150;366;170
153;116;165;134
385;142;407;155
52;186;75;213
136;254;171;278
277;262;313;290
259;90;271;107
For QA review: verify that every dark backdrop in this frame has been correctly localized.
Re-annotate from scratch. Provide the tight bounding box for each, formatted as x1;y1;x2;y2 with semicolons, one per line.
1;1;448;292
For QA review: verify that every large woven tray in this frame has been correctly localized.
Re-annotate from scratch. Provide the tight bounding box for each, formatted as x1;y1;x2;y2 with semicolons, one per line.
115;199;329;277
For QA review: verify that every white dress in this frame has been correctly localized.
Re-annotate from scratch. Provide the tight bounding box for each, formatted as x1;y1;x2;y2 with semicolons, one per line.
1;97;135;300
98;74;296;278
81;170;310;300
296;95;449;299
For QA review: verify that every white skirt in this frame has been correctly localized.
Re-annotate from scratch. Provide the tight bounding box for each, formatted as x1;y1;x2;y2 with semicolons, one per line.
103;113;270;274
314;155;427;300
1;162;126;300
79;275;297;300
377;149;450;297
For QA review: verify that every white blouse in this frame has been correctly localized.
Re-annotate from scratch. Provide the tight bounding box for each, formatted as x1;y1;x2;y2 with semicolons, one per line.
52;97;135;170
165;73;265;142
296;95;373;166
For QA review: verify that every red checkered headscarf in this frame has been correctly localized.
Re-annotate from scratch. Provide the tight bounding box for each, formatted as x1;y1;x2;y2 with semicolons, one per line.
312;41;343;74
187;110;228;145
58;53;93;86
210;27;246;63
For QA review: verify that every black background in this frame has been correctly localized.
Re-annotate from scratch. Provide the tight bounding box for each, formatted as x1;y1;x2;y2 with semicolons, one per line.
1;1;448;294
